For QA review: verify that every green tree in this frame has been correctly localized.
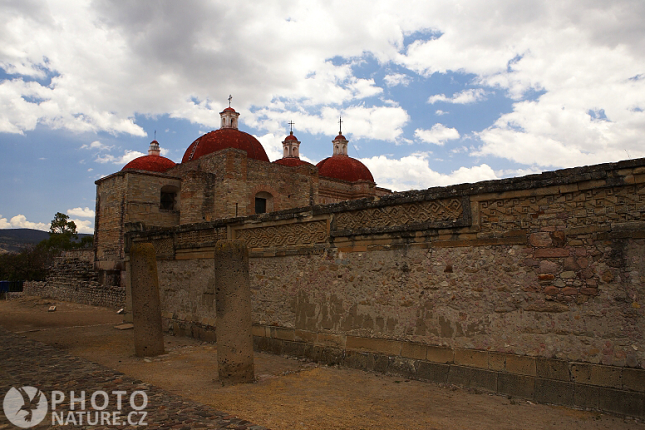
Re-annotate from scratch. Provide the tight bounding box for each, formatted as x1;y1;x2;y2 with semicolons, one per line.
41;212;79;251
50;212;78;237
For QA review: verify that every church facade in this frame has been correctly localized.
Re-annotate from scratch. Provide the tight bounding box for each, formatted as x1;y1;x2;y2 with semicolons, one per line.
93;106;390;285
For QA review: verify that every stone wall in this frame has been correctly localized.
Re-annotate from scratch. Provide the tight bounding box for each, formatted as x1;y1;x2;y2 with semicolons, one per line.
24;249;125;309
128;157;645;417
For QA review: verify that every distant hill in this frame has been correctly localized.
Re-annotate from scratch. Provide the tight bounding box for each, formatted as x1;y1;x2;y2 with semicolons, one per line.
0;228;92;253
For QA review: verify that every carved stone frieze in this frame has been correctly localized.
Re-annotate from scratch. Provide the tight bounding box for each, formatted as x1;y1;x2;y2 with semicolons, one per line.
333;198;465;233
235;220;328;248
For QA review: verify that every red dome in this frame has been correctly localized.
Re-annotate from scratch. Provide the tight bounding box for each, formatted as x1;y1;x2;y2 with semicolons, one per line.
222;107;236;112
284;132;299;141
122;155;176;173
182;128;269;163
334;134;347;141
316;156;374;182
273;157;313;167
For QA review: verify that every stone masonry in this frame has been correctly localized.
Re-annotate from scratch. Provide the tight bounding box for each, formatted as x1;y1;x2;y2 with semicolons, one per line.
24;249;125;309
126;157;645;417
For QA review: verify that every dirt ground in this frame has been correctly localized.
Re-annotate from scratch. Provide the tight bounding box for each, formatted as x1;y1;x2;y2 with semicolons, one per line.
0;296;642;430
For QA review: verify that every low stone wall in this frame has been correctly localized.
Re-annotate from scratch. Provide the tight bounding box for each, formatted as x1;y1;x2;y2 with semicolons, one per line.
23;281;125;309
23;250;125;309
129;157;645;418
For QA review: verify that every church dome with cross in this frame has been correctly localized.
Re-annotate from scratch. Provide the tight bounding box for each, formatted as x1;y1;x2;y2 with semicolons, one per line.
315;119;374;183
182;99;269;163
122;139;176;173
273;122;314;168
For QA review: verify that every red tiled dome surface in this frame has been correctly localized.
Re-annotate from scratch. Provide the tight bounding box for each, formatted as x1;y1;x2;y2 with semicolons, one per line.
273;157;313;167
316;156;374;182
284;132;299;141
182;128;269;163
222;107;236;112
334;134;347;141
122;155;176;173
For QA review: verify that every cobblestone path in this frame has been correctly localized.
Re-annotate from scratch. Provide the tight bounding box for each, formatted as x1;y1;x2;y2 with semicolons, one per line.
0;329;268;429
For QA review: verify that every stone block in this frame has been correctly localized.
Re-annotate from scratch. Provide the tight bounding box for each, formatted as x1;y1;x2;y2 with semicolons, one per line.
529;232;552;247
425;346;453;364
401;342;427;360
346;336;401;356
505;355;536;376
559;184;579;193
251;325;266;337
578;180;607;191
344;350;375;371
416;361;450;384
622;368;645;392
281;340;306;358
570;363;622;388
448;366;497;392
271;326;296;341
130;243;165;358
536;358;570;381
387;356;417;378
316;332;346;348
454;349;488;369
598;388;645;418
574;383;599;410
534;248;570;258
488;352;505;371
498;373;535;399
373;353;390;373
535;378;574;406
294;329;317;343
214;240;254;385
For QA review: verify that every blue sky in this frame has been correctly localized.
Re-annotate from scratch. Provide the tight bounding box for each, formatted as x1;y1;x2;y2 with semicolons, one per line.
1;0;644;233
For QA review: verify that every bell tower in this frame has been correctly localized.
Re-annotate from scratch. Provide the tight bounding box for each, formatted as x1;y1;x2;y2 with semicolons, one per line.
282;121;301;158
220;95;240;129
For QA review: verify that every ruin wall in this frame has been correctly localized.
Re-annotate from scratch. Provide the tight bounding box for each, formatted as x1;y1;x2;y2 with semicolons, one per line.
128;157;645;417
24;249;125;309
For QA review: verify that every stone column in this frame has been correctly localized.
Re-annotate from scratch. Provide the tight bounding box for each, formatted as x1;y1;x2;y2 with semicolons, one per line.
214;239;255;385
130;242;165;357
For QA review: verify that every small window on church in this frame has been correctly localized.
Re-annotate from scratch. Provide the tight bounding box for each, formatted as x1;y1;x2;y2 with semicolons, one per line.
255;197;267;214
160;185;179;211
253;191;273;214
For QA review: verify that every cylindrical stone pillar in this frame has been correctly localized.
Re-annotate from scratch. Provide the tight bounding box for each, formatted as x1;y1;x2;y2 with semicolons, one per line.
214;239;255;385
130;242;165;357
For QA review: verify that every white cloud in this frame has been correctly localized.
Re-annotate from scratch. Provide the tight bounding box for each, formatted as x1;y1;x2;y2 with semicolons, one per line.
428;89;487;104
0;0;643;172
0;214;49;231
69;218;94;234
95;150;145;165
67;207;95;218
81;140;113;151
435;110;447;116
247;104;409;143
384;73;411;87
414;124;460;145
0;213;94;234
361;153;498;191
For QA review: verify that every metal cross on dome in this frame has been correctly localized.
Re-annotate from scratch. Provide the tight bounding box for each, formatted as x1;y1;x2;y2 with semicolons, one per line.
288;120;295;133
228;95;232;107
338;116;343;134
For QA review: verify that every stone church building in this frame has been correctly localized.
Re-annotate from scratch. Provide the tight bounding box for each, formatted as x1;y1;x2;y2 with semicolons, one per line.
94;105;390;285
